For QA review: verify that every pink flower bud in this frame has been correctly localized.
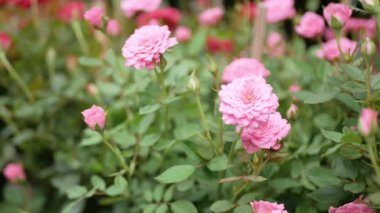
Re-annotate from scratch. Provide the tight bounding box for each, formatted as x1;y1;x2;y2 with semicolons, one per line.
3;163;26;184
175;26;192;42
359;108;378;136
0;32;12;50
323;3;352;27
86;83;98;96
295;12;325;39
81;105;106;129
84;6;105;28
287;104;298;119
106;19;121;36
198;7;224;27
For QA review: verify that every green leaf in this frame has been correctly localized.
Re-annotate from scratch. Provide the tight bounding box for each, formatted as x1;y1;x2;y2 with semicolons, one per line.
62;201;78;213
141;133;160;147
306;167;342;187
308;186;349;204
4;184;23;205
233;205;252;213
207;155;229;171
139;104;160;115
339;64;365;81
66;186;87;199
339;145;362;159
155;165;196;184
335;93;361;112
80;129;102;146
105;175;128;196
210;200;235;213
112;130;135;149
91;175;106;191
174;124;201;140
170;200;198;213
163;186;174;202
341;132;362;144
143;204;156;213
189;29;207;56
139;114;155;134
321;129;342;142
153;185;164;202
78;56;103;67
237;193;256;205
343;183;365;193
368;192;380;205
371;73;380;90
156;204;168;213
294;91;336;104
322;144;343;157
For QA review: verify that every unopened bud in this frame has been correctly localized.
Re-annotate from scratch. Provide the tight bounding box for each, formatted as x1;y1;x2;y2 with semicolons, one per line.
86;83;98;96
187;73;200;93
359;108;378;136
286;104;298;119
361;37;376;57
331;16;343;31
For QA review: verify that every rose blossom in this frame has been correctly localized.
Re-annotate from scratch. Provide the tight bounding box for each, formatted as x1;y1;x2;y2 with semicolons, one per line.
81;105;106;129
251;200;288;213
0;32;12;50
241;2;256;20
136;8;181;31
329;198;375;213
359;108;378;136
263;0;295;24
267;32;286;57
121;0;161;17
295;12;325;39
344;18;376;38
198;7;224;27
122;25;177;70
206;36;233;54
222;58;270;84
175;26;192;42
323;3;352;26
106;19;121;36
322;38;357;61
3;163;26;183
58;1;85;22
84;6;105;28
219;76;279;128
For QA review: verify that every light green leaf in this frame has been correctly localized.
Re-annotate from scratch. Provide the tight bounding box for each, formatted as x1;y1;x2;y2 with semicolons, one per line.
207;155;229;171
343;183;365;193
80;129;102;146
155;165;196;184
321;129;342;142
210;200;235;213
91;175;106;191
66;186;87;199
78;56;103;67
141;134;160;147
139;104;160;115
170;200;198;213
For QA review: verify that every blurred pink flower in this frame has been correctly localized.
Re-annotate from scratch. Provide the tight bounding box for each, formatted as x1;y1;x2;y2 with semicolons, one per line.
324;28;336;40
323;3;352;26
84;6;105;27
106;19;121;36
263;0;295;23
121;0;161;17
222;58;270;84
58;1;85;22
329;198;375;213
322;38;357;61
136;8;181;31
86;83;98;96
175;26;192;42
0;32;12;50
198;7;224;27
81;105;106;129
196;0;211;9
219;76;279;128
287;104;298;119
4;0;48;9
295;12;325;39
359;108;378;136
241;2;257;20
344;18;376;38
267;32;286;57
206;36;233;54
251;200;288;213
122;25;177;70
3;163;26;183
288;84;301;93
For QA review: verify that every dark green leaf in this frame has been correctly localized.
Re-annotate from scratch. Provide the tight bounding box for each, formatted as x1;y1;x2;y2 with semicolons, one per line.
155;165;196;184
210;200;235;213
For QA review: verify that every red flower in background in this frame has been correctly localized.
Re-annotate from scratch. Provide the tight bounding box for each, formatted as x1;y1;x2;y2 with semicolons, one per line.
2;0;48;9
241;2;256;20
0;32;12;50
206;36;233;54
58;1;85;22
136;8;181;31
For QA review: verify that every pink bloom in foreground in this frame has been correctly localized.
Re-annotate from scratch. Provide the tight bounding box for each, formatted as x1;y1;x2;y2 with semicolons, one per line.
322;38;357;61
359;108;378;136
344;18;376;38
219;76;279;128
175;26;192;42
58;1;85;23
81;105;106;129
263;0;295;24
198;7;224;27
241;112;290;153
106;19;121;36
251;200;288;213
0;32;12;50
295;12;325;39
222;58;270;84
3;163;26;183
267;32;286;57
323;3;352;26
84;6;104;27
121;0;161;17
329;198;375;213
122;25;177;70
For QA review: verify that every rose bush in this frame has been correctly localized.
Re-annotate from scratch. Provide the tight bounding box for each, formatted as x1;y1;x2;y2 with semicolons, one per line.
1;0;380;213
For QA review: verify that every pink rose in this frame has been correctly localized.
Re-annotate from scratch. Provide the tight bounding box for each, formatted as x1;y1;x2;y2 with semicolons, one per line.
288;84;301;93
295;12;325;39
344;18;376;38
81;105;106;129
287;104;298;119
267;32;286;58
121;0;161;17
251;200;288;213
322;38;357;61
122;25;177;70
206;36;233;54
175;26;192;42
219;76;279;128
329;198;375;213
57;1;85;22
263;0;295;24
198;7;224;27
106;19;121;36
136;8;181;31
84;6;105;28
241;112;290;153
222;58;270;84
359;108;378;136
323;3;352;26
3;163;26;184
0;32;12;50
